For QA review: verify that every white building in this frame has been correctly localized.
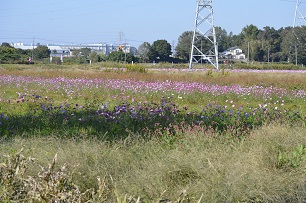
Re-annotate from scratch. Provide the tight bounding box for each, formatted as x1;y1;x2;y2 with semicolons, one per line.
48;45;70;57
11;43;137;57
12;43;37;50
222;46;246;60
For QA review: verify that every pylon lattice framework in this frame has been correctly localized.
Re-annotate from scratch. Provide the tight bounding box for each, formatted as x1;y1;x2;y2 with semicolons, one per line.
189;0;219;69
292;0;306;65
294;0;306;27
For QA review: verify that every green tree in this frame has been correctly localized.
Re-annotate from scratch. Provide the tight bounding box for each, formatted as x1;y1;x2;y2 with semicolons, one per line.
252;41;265;61
150;39;172;62
175;31;193;61
240;25;260;61
215;27;230;52
107;51;135;63
292;26;306;64
88;51;100;63
1;42;13;48
138;42;151;63
280;27;294;62
34;45;50;59
16;48;31;56
228;32;244;47
72;48;91;58
241;24;259;42
147;48;158;62
0;45;20;63
257;26;283;62
79;48;91;58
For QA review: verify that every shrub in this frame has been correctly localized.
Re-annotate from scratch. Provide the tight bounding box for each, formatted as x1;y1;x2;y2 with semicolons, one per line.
125;64;147;73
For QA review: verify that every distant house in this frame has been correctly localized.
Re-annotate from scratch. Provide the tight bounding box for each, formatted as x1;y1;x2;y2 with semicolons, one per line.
11;43;70;57
48;45;70;57
222;46;246;60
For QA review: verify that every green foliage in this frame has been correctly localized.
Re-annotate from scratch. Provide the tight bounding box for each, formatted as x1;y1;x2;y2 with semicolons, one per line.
0;66;305;202
277;145;306;170
137;42;151;63
232;62;302;70
1;94;304;141
1;42;13;47
1;124;305;202
0;46;21;64
16;48;31;59
125;64;147;73
88;51;100;63
215;26;234;53
34;45;50;59
206;68;213;77
150;39;172;62
175;31;193;61
292;26;306;65
72;48;91;58
242;24;259;41
0;149;208;202
108;51;136;63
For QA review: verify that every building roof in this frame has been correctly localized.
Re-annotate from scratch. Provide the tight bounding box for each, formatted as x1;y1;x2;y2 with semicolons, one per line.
12;43;37;50
227;46;241;51
48;45;63;51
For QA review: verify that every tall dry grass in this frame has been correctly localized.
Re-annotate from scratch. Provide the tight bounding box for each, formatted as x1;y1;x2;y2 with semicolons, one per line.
1;64;306;90
1;123;305;202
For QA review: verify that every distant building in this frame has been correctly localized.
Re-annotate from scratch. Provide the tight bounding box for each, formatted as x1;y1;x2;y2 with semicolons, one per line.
12;42;37;50
222;46;246;60
48;45;70;57
11;43;137;57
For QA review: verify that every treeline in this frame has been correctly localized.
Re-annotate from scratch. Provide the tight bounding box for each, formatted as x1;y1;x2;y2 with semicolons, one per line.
2;25;306;65
0;40;175;65
175;25;306;65
0;43;50;64
0;43;136;65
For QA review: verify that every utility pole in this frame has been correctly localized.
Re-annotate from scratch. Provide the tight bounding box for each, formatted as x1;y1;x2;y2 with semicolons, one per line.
268;47;270;64
189;0;219;69
172;40;175;57
118;31;124;46
293;0;299;66
124;39;127;64
247;41;250;65
293;0;306;65
32;37;34;61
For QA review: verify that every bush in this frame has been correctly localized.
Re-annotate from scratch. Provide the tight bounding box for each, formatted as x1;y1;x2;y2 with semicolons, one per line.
125;64;147;73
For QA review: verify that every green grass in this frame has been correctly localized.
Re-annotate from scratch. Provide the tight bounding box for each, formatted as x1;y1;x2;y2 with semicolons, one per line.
0;124;305;202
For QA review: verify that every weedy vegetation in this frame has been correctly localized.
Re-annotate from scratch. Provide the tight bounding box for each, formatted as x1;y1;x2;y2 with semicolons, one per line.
0;64;305;202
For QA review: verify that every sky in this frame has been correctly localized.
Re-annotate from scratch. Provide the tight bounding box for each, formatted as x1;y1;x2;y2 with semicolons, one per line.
1;0;305;48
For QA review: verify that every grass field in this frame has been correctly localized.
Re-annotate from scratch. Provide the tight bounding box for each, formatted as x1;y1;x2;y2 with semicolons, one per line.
0;64;305;202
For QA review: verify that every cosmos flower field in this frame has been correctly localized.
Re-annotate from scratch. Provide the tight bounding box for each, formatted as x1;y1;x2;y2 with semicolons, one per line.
0;65;306;202
0;68;305;140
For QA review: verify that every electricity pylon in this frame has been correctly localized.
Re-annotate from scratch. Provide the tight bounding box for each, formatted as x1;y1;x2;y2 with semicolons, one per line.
293;0;306;65
189;0;219;69
294;0;306;27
